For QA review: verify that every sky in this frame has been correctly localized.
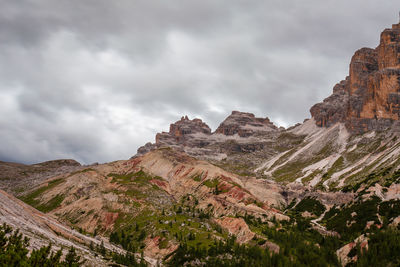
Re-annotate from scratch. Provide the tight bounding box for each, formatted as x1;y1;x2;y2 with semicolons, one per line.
1;0;400;164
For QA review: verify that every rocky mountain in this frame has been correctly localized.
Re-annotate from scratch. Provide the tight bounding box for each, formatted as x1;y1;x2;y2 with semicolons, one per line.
214;111;278;137
2;19;400;267
135;22;400;193
311;22;400;134
137;111;280;161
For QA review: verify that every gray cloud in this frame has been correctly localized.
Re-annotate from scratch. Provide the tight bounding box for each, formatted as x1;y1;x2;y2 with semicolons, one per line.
1;0;399;164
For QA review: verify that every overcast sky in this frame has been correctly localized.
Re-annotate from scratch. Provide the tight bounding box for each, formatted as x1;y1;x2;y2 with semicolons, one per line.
1;1;399;164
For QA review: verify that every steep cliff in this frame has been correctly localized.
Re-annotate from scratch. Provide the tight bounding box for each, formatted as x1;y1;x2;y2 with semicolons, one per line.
311;23;400;133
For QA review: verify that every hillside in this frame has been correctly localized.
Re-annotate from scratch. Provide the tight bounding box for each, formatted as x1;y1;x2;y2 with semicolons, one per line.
0;189;130;266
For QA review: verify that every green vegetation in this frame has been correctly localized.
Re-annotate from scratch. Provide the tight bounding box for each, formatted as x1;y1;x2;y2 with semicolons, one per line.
19;178;65;212
383;169;400;187
322;197;381;241
169;212;341;266
109;196;227;255
11;145;400;266
203;178;219;188
0;223;83;266
109;170;166;203
109;170;154;185
341;165;400;193
111;252;147;267
35;194;65;213
349;229;400;267
343;139;382;165
294;197;326;217
378;199;400;227
190;172;203;182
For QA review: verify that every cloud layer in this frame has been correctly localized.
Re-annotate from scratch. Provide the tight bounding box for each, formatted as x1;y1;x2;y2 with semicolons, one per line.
1;0;399;164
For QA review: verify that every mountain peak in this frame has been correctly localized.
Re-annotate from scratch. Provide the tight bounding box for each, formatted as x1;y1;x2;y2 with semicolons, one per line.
310;21;400;133
136;111;279;157
215;111;278;137
157;116;211;144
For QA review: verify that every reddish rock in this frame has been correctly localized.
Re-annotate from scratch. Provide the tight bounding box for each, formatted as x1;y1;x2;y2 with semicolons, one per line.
215;217;255;244
311;22;400;133
227;187;246;201
149;179;168;189
174;165;186;176
102;212;119;230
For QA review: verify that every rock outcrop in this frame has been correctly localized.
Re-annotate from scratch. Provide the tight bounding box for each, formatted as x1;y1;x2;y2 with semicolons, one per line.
311;22;400;133
156;115;211;144
137;112;279;157
137;116;212;155
336;235;369;266
215;217;255;244
215;111;278;137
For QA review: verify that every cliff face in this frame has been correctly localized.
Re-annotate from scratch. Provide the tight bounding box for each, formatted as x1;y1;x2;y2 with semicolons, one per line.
311;23;400;133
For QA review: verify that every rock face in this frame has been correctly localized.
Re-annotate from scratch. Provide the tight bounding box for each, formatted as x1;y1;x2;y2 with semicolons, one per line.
137;116;212;155
156;115;211;144
136;112;279;157
215;111;278;137
311;23;400;133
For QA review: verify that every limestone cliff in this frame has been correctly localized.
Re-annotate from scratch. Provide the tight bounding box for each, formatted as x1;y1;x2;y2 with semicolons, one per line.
311;23;400;133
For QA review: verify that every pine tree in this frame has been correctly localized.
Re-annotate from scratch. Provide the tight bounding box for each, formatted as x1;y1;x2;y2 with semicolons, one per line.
63;246;82;267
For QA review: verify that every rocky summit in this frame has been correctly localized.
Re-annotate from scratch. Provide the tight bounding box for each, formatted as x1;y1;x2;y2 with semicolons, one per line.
2;19;400;267
138;116;212;155
311;22;400;134
215;111;278;137
137;111;280;161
